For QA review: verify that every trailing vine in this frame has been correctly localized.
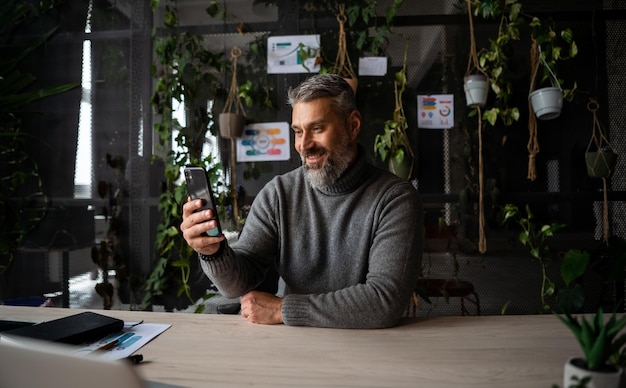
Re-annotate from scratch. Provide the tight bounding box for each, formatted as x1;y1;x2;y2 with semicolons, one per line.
143;0;226;311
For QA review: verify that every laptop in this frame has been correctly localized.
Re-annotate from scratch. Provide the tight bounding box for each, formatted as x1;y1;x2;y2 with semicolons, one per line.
0;335;182;388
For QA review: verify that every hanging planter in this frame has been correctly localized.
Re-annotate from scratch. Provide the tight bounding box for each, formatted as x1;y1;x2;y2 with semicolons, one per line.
463;74;488;107
218;112;245;139
219;46;246;139
584;98;618;243
529;44;564;120
388;156;413;180
529;86;563;120
219;46;248;231
463;0;488;253
586;150;618;178
373;44;414;180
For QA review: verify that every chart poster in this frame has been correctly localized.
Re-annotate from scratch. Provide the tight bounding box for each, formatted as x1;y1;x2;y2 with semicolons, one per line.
237;122;291;162
267;35;320;74
417;94;454;129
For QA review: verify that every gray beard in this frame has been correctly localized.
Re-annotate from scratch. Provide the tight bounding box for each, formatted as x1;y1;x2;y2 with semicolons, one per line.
303;141;355;189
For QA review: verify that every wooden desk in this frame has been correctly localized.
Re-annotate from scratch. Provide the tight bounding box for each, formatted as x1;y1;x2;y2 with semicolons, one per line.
0;306;580;387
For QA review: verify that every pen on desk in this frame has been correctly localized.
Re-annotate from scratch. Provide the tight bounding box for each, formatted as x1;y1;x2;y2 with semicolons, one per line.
126;354;143;364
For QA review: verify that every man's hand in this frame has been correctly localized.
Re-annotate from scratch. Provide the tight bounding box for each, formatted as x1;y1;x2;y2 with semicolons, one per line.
240;291;283;325
180;198;225;256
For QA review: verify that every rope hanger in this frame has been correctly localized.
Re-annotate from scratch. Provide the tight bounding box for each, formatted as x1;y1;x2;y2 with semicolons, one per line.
586;99;616;243
332;4;356;80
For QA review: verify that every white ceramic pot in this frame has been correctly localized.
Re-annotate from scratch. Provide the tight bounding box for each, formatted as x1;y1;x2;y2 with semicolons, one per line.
219;113;246;139
463;74;488;107
563;357;622;388
529;87;563;120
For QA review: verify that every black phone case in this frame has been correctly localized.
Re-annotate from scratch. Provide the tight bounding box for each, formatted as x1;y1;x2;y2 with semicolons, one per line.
184;165;222;237
3;311;124;345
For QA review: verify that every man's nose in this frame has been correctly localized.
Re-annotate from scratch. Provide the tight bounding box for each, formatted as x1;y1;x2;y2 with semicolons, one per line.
299;131;314;150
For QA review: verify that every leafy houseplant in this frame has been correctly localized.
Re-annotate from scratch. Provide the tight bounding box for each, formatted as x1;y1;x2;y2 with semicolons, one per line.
472;0;523;129
145;0;226;311
373;45;413;179
298;0;403;83
502;203;590;313
557;308;626;387
528;16;578;119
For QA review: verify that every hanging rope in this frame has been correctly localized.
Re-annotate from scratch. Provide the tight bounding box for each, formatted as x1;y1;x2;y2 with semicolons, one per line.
527;39;540;181
477;106;486;254
464;0;486;253
586;98;615;243
465;0;482;76
223;46;245;116
333;4;356;79
223;46;244;231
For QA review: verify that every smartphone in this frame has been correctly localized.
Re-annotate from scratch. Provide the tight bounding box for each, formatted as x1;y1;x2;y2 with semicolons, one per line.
184;165;222;237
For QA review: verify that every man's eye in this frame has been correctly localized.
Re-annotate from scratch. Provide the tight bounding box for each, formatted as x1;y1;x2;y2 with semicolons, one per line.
293;129;302;136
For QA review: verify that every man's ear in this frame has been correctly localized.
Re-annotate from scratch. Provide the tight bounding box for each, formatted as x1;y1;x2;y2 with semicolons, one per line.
349;110;362;139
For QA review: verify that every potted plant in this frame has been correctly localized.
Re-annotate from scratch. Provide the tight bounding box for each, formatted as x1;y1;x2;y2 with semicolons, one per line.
463;0;488;108
585;99;618;179
373;44;414;179
557;307;626;388
528;17;578;120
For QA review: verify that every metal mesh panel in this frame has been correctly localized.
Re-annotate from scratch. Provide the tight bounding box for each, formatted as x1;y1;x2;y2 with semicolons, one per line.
606;19;626;239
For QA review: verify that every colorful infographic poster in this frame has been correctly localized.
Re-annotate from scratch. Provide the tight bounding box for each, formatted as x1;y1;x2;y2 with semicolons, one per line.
236;122;291;162
417;94;454;129
267;35;320;74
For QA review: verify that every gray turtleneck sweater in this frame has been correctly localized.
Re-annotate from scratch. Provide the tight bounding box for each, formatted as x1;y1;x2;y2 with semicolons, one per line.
199;150;423;328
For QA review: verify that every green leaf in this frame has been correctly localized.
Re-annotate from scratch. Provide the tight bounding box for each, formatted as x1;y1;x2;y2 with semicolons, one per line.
483;108;499;126
560;249;590;286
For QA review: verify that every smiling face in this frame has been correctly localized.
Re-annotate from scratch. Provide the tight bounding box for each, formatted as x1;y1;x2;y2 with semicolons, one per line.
291;97;361;188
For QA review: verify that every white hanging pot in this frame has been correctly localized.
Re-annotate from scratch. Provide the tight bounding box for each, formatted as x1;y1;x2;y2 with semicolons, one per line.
219;113;246;139
563;357;622;388
463;74;488;107
529;87;563;120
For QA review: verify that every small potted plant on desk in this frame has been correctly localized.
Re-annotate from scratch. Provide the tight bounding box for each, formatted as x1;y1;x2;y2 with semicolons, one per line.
557;307;626;388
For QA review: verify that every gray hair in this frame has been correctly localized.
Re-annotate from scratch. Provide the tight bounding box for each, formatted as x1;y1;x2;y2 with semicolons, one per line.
287;74;357;121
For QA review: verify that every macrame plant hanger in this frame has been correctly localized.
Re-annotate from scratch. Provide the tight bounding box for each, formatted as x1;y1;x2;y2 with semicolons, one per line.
333;4;357;88
586;99;615;243
527;42;562;181
465;0;487;254
224;46;244;231
527;39;540;182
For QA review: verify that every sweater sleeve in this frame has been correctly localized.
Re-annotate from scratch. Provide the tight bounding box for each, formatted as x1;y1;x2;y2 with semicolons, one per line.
198;181;280;298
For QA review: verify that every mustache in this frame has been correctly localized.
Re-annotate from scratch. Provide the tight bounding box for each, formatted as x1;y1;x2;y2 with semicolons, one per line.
302;147;327;158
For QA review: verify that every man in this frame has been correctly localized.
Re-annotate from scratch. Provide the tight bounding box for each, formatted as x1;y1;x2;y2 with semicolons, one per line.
180;74;422;328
